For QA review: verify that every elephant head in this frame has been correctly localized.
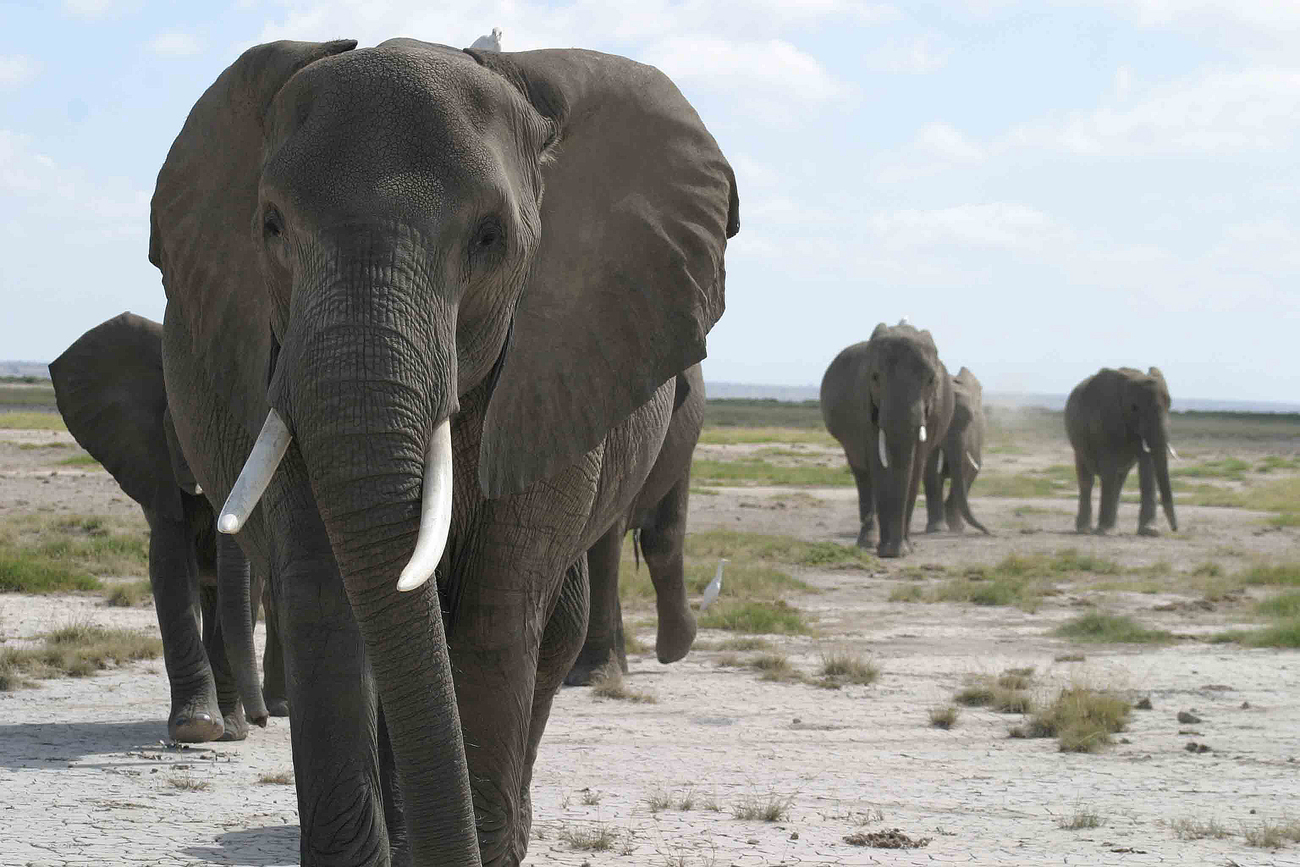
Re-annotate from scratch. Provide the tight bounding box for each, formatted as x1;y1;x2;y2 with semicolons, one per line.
150;39;736;863
863;321;951;556
1122;366;1177;530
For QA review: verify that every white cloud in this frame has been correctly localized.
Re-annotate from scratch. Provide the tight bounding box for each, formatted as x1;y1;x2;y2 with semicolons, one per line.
148;33;203;58
861;35;948;74
1008;68;1300;156
63;0;140;18
644;36;851;105
867;202;1058;251
0;55;39;90
915;121;983;162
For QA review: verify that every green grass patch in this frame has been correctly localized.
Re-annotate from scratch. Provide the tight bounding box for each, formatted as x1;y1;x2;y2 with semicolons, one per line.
1239;562;1300;586
17;441;71;450
1010;687;1130;753
0;411;67;431
971;472;1070;499
0;383;57;407
1172;458;1251;480
1256;456;1300;473
0;513;149;592
698;426;836;446
56;453;103;468
1212;618;1300;648
1053;612;1174;644
686;530;873;569
704;398;824;429
1257;591;1300;619
697;600;810;635
690;457;853;487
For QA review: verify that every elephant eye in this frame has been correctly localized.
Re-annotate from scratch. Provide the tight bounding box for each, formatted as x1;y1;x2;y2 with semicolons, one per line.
473;218;504;251
263;207;284;239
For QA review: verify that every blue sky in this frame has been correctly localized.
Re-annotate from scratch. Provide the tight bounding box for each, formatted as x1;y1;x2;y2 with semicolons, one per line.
3;1;1298;403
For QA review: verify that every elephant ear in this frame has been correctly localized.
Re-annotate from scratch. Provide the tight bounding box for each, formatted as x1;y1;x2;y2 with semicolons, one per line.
870;323;889;341
148;39;355;382
467;48;739;498
49;313;184;521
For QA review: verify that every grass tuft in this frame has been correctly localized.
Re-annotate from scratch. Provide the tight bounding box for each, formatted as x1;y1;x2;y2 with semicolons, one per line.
1058;806;1105;830
697;600;810;635
0;622;162;687
166;773;210;792
1242;817;1300;849
928;705;959;729
558;822;620;852
732;791;792;822
818;648;880;686
1167;816;1232;840
590;660;656;703
257;771;293;785
1012;687;1131;753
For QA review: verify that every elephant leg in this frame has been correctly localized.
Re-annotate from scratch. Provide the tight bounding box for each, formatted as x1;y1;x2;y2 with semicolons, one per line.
850;463;876;548
201;583;248;742
1096;469;1125;535
216;532;265;733
923;448;945;533
1136;453;1160;536
564;519;625;686
1074;454;1094;533
944;471;964;533
899;449;926;554
377;701;410;867
148;515;223;743
260;580;290;717
643;475;696;665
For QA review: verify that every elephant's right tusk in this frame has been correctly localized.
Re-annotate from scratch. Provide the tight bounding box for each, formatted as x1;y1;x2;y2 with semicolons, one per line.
1168;445;1179;460
937;451;945;475
918;424;927;443
219;409;292;534
1141;438;1151;454
878;429;890;469
397;417;454;593
966;452;980;472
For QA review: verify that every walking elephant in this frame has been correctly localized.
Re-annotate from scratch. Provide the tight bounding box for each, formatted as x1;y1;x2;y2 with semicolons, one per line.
565;365;704;687
49;312;286;741
821;320;953;557
924;366;990;535
1065;366;1177;536
149;38;736;866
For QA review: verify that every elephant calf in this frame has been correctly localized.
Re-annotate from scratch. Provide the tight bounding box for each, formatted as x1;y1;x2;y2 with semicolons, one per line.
924;366;990;535
822;320;953;557
1065;366;1178;536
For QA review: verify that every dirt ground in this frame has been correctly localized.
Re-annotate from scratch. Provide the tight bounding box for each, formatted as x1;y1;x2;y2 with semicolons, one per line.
3;427;1300;866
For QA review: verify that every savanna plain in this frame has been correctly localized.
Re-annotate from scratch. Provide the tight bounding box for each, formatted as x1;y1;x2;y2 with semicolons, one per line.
2;381;1300;866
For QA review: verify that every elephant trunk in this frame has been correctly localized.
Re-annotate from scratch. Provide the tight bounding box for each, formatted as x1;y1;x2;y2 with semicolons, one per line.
267;248;481;865
949;456;990;536
216;533;268;726
1152;440;1177;532
874;398;925;558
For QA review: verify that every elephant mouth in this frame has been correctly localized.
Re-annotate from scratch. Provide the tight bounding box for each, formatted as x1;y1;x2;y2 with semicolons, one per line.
217;408;455;593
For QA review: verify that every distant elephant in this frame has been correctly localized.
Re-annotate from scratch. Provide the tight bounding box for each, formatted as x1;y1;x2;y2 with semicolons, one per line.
148;39;736;865
821;321;953;557
924;366;990;535
565;365;704;687
49;312;285;741
1065;366;1177;536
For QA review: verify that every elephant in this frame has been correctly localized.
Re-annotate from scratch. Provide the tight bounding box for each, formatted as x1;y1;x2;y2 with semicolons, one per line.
565;365;704;687
148;38;736;866
923;366;990;535
821;320;953;557
1065;366;1178;536
49;312;286;741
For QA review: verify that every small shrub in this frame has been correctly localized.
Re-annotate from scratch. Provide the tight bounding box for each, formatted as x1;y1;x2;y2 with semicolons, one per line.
581;789;602;806
1017;687;1131;753
732;791;792;822
819;649;880;686
953;675;1033;713
928;706;958;729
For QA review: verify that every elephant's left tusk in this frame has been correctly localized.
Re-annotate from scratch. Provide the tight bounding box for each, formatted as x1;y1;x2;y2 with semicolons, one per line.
193;484;202;495
918;424;927;443
966;452;980;472
219;409;292;534
1141;438;1151;453
397;417;454;592
1168;445;1179;460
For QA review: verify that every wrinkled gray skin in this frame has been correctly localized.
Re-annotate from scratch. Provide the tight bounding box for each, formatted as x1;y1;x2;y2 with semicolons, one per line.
821;322;953;557
1065;366;1177;536
149;40;736;866
49;312;287;741
923;366;990;535
565;365;704;687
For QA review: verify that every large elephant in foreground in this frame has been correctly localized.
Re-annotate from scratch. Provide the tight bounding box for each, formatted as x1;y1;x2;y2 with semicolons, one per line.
821;321;953;557
149;39;736;866
565;365;705;686
923;366;990;535
49;312;283;741
1065;366;1177;536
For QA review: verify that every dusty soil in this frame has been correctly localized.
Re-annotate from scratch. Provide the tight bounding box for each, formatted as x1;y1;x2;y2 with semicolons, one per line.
3;428;1300;866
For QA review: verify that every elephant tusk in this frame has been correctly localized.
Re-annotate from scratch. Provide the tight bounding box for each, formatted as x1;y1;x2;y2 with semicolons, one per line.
1168;445;1179;460
937;451;945;475
218;409;292;534
1141;438;1151;453
918;424;927;443
397;417;454;592
966;452;980;472
878;429;890;469
193;484;202;495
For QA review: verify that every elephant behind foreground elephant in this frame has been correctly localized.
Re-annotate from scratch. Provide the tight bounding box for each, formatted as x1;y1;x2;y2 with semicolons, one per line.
924;366;990;535
149;38;736;866
1065;366;1178;536
566;365;704;687
821;321;953;557
49;312;287;741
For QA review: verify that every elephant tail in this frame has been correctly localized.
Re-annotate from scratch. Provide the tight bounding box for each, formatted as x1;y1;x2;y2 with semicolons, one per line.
632;528;643;572
953;461;991;536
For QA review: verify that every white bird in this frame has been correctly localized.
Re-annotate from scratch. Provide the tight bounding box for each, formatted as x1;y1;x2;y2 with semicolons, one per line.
700;558;727;610
470;27;503;51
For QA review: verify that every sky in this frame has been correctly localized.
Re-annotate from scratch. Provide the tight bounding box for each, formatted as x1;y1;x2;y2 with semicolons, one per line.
2;1;1298;404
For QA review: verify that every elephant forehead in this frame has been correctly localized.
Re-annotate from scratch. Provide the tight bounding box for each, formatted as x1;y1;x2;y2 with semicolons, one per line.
266;44;513;211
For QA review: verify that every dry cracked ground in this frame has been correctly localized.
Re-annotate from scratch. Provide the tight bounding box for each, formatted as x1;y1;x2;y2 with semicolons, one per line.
2;397;1300;866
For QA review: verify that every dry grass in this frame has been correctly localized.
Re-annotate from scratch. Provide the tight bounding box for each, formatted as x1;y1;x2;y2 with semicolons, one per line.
257;770;293;785
557;822;620;852
953;670;1035;714
647;788;697;813
732;791;792;822
1166;816;1232;840
928;705;959;729
1057;805;1105;830
1242;817;1300;849
1010;687;1131;753
818;648;880;686
750;652;802;683
0;513;149;593
103;580;153;608
166;773;211;792
0;621;163;689
0;411;67;431
590;660;656;704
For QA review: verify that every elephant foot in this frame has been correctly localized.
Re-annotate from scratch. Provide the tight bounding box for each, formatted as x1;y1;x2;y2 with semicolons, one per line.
1093;526;1112;536
1137;525;1160;537
219;702;250;742
564;646;622;687
855;525;877;549
924;521;944;534
264;696;290;717
1075;525;1092;534
946;522;965;534
876;538;912;559
655;612;697;665
169;698;225;743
